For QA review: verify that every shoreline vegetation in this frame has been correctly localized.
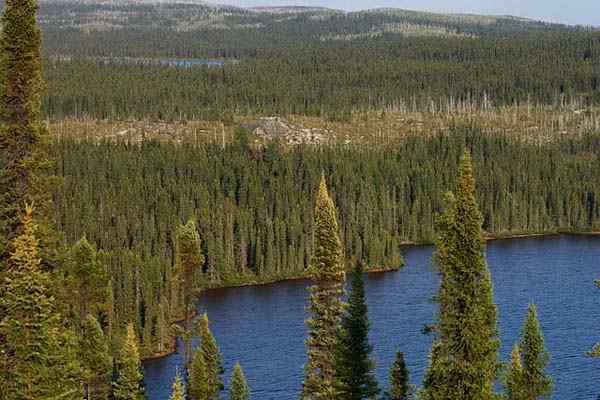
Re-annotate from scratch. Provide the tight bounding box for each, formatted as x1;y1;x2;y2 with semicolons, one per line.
142;230;600;361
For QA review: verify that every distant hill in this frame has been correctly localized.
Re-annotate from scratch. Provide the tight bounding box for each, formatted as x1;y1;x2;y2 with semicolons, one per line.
27;0;591;58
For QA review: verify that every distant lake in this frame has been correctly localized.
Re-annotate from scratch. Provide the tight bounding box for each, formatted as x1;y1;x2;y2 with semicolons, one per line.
92;57;232;68
144;235;600;399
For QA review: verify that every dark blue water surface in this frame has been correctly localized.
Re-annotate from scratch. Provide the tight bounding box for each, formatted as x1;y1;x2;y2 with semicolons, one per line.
144;235;600;399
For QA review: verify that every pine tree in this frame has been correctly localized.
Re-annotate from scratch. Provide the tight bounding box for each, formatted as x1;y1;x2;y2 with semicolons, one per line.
70;237;109;322
170;370;186;400
0;0;51;257
386;351;410;400
188;346;209;400
302;175;346;400
334;262;379;400
195;313;223;399
519;304;553;399
80;314;112;400
505;344;526;400
188;347;211;400
176;220;204;367
423;150;500;400
113;323;144;400
0;206;82;399
229;362;250;400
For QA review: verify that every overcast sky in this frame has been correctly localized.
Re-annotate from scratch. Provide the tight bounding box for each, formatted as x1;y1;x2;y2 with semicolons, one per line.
213;0;599;26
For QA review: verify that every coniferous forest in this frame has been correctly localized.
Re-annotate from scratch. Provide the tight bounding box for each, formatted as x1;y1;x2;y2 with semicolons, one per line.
2;0;600;399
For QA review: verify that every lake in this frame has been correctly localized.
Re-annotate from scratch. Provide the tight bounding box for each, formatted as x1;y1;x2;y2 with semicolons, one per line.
144;235;600;399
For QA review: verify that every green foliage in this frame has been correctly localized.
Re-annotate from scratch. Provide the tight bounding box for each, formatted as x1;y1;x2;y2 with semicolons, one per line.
386;351;411;400
423;150;499;400
169;370;186;400
176;219;205;365
0;207;82;400
113;323;144;400
0;0;52;259
189;345;209;400
80;314;112;400
69;237;109;321
302;175;346;400
194;313;224;400
519;304;553;399
229;362;250;400
334;262;379;400
505;344;526;400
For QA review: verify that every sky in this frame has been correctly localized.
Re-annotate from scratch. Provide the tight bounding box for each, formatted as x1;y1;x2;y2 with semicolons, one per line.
213;0;600;26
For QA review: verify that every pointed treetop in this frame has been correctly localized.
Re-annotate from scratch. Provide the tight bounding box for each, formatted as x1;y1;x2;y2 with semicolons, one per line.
169;369;186;400
230;362;250;400
311;174;344;282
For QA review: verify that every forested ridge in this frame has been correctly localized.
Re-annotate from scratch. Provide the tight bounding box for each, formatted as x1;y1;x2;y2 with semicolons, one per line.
45;31;600;120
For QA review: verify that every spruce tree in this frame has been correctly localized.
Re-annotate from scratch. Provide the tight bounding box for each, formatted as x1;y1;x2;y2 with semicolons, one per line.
70;237;109;322
423;150;499;400
113;323;144;400
519;304;553;399
334;262;379;400
176;219;204;367
0;0;51;257
189;345;209;400
302;175;346;400
505;344;526;400
196;313;224;399
170;370;186;400
80;314;112;400
229;362;250;400
0;207;82;399
386;351;410;400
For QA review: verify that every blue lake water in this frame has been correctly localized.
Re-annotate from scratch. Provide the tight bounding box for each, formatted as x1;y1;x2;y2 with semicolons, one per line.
144;235;600;399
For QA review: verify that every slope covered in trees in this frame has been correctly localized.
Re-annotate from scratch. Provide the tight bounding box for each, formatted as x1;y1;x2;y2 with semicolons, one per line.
43;31;600;120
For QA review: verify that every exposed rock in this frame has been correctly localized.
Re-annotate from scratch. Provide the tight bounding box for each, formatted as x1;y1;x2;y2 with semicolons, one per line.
243;117;332;145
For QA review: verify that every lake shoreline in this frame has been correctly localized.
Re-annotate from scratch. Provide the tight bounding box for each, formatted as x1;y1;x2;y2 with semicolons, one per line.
144;231;600;361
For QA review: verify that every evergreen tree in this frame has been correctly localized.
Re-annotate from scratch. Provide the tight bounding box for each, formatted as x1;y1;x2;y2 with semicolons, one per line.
80;314;112;400
229;362;250;400
0;0;51;258
170;370;186;400
519;304;553;399
334;262;379;400
386;351;410;400
176;219;204;366
69;237;109;322
302;175;346;400
0;206;82;399
505;344;526;400
189;345;209;400
195;313;224;399
113;323;144;400
423;149;499;400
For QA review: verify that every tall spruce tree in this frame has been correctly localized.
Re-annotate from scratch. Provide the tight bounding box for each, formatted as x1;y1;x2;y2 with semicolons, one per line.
0;207;82;399
113;323;144;400
423;150;499;400
386;351;410;400
176;220;204;367
196;313;224;399
302;175;346;400
0;0;51;258
334;262;379;400
80;314;112;400
519;304;553;399
189;346;209;400
170;370;186;400
229;362;250;400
